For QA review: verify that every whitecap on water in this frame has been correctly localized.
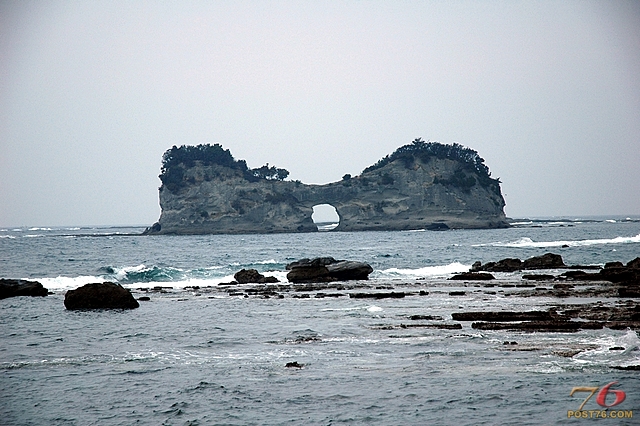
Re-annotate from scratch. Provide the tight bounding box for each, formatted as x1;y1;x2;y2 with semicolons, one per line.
39;275;107;291
376;262;469;279
474;233;640;248
616;329;640;354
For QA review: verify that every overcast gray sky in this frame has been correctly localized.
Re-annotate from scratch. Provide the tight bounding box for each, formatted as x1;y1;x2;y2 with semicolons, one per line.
1;1;639;227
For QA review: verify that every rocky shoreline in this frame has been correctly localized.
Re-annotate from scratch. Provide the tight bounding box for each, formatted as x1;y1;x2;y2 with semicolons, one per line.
3;254;640;334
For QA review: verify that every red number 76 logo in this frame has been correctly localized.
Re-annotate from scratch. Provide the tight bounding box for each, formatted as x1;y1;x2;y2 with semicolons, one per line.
570;382;626;411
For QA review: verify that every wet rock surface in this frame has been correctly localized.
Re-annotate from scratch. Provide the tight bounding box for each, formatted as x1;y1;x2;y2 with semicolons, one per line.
64;282;140;310
234;269;279;284
286;257;373;283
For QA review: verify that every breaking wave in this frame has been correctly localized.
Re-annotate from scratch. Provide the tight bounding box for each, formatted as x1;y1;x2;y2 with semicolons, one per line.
374;262;470;280
38;261;287;291
474;233;640;248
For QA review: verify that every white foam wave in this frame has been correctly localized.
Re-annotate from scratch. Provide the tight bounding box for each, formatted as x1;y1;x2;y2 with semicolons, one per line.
616;329;640;354
28;227;52;231
39;275;108;291
113;264;151;280
474;233;640;248
376;262;469;279
0;235;16;239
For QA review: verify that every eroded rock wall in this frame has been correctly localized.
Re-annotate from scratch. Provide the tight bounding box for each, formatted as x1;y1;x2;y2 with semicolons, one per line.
149;154;508;234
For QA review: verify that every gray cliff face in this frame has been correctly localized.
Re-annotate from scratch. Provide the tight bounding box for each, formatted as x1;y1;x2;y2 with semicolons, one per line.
150;154;508;234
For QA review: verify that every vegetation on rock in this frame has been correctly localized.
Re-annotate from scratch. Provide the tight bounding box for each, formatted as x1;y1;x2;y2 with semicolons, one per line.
362;138;501;194
159;144;290;192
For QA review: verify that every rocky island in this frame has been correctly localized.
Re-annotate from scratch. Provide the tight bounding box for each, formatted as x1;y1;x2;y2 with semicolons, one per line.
144;139;508;235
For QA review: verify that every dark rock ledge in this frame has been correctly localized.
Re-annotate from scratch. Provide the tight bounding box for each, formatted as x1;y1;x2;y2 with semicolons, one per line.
286;257;373;283
0;279;49;299
453;302;640;332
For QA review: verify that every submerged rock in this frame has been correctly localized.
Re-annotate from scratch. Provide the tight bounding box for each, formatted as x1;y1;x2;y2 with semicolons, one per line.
452;311;553;321
349;291;405;299
0;279;48;299
449;272;495;280
522;274;555;281
627;257;640;269
64;282;139;310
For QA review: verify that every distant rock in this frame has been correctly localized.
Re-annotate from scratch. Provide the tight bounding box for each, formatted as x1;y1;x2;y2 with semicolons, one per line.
0;279;48;300
286;257;373;283
234;269;279;284
64;282;139;310
523;253;565;269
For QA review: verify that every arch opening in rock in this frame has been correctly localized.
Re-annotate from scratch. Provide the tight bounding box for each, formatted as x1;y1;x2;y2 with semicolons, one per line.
311;204;340;231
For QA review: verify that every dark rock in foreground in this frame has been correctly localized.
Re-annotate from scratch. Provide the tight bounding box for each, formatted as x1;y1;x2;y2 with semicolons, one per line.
286;257;373;283
234;269;279;284
0;279;49;299
64;282;139;310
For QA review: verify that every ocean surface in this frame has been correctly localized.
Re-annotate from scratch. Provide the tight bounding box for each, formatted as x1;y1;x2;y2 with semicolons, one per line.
2;217;640;425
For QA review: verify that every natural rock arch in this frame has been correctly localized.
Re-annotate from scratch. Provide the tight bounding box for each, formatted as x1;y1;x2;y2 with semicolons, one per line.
145;140;509;235
311;204;340;231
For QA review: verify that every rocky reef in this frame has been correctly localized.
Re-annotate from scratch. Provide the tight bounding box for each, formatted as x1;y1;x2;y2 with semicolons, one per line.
145;139;508;235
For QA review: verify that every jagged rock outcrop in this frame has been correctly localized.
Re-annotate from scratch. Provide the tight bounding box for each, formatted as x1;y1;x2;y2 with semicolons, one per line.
145;139;508;234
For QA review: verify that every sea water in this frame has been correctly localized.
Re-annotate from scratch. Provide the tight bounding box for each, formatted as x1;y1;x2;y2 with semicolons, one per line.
1;218;640;425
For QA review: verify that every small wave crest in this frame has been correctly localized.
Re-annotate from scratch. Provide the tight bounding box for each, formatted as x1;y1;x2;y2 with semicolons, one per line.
374;262;469;279
39;275;108;291
474;233;640;248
